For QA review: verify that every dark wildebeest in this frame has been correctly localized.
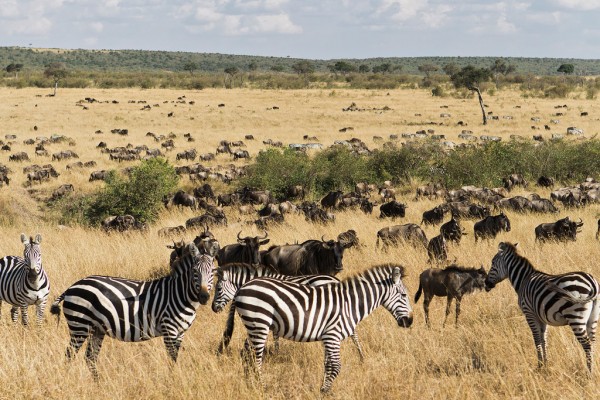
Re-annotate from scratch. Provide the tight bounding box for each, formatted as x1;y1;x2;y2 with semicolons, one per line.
286;185;306;200
320;191;343;209
359;198;374;214
414;265;487;327
217;193;241;206
262;236;353;276
503;173;528;191
51;184;74;201
534;216;583;242
303;207;335;224
193;183;216;202
537;176;555;188
596;219;600;240
337;229;360;250
254;213;284;230
102;215;146;232
421;204;449;225
440;217;466;244
473;212;511;242
376;224;428;250
530;199;559;213
166;190;197;210
0;173;9;186
241;187;271;205
186;213;227;229
495;196;533;213
427;234;448;263
89;170;109;182
379;201;407;219
168;226;219;266
257;203;280;217
448;202;490;219
215;231;269;267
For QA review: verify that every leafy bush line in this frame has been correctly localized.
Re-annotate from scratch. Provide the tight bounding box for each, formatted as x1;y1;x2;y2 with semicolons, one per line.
241;140;600;198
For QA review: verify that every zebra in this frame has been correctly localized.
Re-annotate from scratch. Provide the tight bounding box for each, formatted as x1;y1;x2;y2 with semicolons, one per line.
50;241;215;379
212;262;364;360
0;233;50;326
485;242;600;372
233;263;413;393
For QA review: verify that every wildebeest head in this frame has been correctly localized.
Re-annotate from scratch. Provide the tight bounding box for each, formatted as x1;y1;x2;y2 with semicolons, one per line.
237;230;270;266
194;225;220;256
441;217;466;243
321;235;352;271
498;212;511;232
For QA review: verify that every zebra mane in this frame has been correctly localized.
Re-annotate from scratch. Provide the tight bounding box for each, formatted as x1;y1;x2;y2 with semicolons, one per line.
499;242;539;272
217;262;277;275
349;263;406;283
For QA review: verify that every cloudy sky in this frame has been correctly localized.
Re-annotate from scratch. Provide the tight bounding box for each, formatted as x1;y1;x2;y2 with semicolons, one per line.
0;0;599;59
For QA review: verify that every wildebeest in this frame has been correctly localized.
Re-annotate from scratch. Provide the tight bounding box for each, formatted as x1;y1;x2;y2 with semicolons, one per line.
537;176;555;188
320;191;343;209
193;183;216;202
89;170;109;182
597;219;600;240
51;183;74;201
379;201;407;219
232;150;250;160
376;224;428;250
9;152;29;162
474;212;511;242
302;205;336;224
215;231;269;266
176;149;197;161
440;217;466;244
262;235;353;276
241;187;271;205
166;190;197;210
186;213;227;229
534;216;583;242
217;193;241;206
414;265;487;327
337;229;360;249
421;204;449;225
530;199;559;213
157;225;187;238
448;202;490;219
102;215;146;232
416;182;445;199
27;166;59;184
379;187;396;201
0;173;9;186
286;185;306;200
427;234;448;263
502;174;528;190
495;196;533;213
254;213;284;230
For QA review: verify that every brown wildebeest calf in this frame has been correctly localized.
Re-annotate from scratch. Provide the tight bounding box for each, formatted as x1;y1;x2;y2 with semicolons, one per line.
414;265;487;327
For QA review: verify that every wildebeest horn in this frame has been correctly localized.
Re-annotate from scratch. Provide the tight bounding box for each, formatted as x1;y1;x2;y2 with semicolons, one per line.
321;235;328;242
258;230;268;240
237;231;244;240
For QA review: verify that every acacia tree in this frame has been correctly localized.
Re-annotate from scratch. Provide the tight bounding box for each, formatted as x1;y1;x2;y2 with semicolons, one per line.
5;63;24;79
451;66;492;125
292;60;314;86
44;62;68;96
183;61;198;75
557;63;575;75
224;66;239;88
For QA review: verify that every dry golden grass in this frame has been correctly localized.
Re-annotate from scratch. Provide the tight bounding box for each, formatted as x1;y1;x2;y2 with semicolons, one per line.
0;87;599;399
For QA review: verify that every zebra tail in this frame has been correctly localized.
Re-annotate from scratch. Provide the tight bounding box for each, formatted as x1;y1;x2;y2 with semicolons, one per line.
546;282;598;304
414;282;423;303
50;292;66;325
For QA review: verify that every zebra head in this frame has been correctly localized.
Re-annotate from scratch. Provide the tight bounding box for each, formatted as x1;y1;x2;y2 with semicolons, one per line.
381;266;413;328
485;242;517;291
183;243;215;305
21;233;43;278
212;268;237;313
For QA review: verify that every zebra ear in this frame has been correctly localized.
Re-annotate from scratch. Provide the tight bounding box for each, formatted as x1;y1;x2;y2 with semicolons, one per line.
34;234;42;244
20;234;28;245
222;270;229;282
392;267;401;285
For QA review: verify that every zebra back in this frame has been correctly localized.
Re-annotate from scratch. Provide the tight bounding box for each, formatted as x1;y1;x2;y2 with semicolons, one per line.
212;263;338;312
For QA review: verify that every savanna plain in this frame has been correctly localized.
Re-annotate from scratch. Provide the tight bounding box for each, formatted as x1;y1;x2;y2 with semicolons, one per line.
0;87;599;400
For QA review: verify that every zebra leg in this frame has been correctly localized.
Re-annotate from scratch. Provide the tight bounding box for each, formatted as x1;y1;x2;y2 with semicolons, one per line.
443;297;453;328
351;332;365;362
164;333;184;362
20;306;29;326
569;321;594;372
525;315;547;368
586;299;600;345
10;306;19;324
217;304;236;355
35;300;47;325
66;333;87;360
85;331;105;381
321;339;342;394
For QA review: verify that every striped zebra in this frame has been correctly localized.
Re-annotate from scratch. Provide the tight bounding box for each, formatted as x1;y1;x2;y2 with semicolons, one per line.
212;263;364;360
50;241;215;379
0;234;50;326
485;242;600;372
234;264;413;393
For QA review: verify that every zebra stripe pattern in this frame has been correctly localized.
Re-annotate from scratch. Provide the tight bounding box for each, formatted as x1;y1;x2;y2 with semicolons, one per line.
0;233;50;326
212;263;364;359
233;264;413;393
50;241;215;379
485;242;600;371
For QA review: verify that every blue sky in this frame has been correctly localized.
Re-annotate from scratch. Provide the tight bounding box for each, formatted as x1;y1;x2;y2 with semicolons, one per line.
1;0;599;59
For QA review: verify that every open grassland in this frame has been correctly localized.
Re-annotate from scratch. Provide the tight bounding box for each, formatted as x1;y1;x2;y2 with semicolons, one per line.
0;87;599;399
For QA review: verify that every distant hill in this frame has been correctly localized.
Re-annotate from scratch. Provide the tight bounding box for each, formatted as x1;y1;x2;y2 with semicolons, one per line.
1;46;600;75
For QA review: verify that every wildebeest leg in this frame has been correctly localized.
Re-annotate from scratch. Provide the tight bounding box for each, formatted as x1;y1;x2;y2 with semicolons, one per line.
423;294;432;327
443;296;453;328
218;304;236;354
455;296;462;326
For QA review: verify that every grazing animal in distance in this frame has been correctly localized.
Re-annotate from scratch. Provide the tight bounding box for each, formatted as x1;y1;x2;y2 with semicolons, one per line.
414;265;487;327
474;212;511;242
50;242;215;379
485;242;600;372
234;264;412;393
0;234;50;326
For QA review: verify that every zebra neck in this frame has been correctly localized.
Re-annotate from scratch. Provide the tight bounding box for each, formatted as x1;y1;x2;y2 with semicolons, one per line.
506;254;536;291
341;277;385;326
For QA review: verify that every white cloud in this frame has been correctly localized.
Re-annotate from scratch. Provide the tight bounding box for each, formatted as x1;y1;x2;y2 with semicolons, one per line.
525;11;561;25
496;14;517;34
0;0;19;18
2;16;53;35
255;13;302;34
90;22;104;33
421;5;452;28
553;0;600;10
376;0;428;22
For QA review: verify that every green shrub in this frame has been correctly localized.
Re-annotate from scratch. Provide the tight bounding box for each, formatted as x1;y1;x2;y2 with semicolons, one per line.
83;158;179;225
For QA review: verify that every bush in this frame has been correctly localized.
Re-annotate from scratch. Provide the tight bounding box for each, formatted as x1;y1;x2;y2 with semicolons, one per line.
83;158;178;225
431;86;445;97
